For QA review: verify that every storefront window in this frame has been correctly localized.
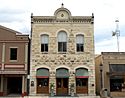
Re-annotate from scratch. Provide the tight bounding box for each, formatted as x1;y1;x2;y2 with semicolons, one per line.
110;78;124;92
76;78;88;87
37;78;49;87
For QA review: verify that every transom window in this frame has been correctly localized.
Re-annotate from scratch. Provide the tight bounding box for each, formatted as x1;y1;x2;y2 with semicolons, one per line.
76;35;84;52
109;64;125;72
41;35;49;52
58;31;67;52
10;48;17;60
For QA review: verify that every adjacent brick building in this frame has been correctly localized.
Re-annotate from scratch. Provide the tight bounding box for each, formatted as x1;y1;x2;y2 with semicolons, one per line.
0;25;29;96
95;52;125;97
30;5;95;96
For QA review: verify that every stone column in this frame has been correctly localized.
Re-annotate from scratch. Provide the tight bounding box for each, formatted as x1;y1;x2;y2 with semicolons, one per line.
22;75;25;96
69;71;75;95
24;76;27;95
0;75;4;96
49;71;56;95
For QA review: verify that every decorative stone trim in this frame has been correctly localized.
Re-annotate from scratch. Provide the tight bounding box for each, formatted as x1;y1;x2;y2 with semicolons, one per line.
32;16;93;24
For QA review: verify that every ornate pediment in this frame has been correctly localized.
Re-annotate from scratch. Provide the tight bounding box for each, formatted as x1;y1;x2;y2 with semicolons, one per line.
54;4;71;20
31;4;94;24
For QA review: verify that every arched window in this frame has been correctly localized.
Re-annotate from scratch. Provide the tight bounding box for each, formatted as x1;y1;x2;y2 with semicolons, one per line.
58;31;67;52
76;35;84;52
41;35;49;52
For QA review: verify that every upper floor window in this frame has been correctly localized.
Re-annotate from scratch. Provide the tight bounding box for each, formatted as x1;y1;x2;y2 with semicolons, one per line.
10;48;17;60
41;35;49;52
76;35;84;52
58;31;67;52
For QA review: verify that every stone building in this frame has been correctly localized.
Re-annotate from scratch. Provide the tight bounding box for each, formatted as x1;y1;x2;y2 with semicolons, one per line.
95;52;125;97
30;5;95;96
0;25;29;96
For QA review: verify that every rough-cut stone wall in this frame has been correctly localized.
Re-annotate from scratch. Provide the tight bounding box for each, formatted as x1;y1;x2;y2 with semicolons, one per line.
30;7;95;96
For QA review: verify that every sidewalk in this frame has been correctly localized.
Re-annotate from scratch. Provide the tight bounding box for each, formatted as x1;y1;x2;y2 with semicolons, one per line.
0;96;100;98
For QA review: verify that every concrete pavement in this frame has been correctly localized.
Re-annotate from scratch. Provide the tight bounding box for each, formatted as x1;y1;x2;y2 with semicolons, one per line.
0;96;100;98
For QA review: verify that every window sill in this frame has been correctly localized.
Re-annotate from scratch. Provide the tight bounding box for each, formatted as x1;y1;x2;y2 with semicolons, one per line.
41;52;48;54
58;52;67;54
9;60;17;62
76;52;84;54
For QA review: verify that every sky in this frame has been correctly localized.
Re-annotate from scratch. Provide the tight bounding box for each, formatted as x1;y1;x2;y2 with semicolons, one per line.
0;0;125;54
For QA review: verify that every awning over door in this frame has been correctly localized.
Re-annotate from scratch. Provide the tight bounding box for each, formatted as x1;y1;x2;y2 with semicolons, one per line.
76;68;89;78
56;68;69;78
36;68;49;78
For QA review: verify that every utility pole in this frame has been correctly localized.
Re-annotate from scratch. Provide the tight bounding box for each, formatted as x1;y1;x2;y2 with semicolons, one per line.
112;19;120;52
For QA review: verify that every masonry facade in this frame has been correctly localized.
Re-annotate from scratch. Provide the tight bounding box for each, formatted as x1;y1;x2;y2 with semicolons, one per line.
95;52;125;97
0;25;29;96
30;5;95;96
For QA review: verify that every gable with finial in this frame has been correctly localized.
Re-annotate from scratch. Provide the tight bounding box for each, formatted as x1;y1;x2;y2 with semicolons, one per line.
54;3;71;20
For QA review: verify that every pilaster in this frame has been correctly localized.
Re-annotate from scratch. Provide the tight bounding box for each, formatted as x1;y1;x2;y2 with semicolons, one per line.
0;75;4;96
2;43;5;70
25;43;28;71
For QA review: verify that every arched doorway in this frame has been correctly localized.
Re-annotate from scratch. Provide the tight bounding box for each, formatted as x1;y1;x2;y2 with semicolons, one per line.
76;68;89;94
36;68;49;94
56;68;69;95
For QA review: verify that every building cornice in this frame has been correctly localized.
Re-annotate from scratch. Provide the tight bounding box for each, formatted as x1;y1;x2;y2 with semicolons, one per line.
31;6;94;24
32;16;93;24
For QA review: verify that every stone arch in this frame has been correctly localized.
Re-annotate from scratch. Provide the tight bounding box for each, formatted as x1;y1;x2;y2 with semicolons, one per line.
56;29;69;37
40;34;49;43
54;7;71;17
36;68;49;78
75;68;89;78
75;32;86;37
55;65;70;71
35;65;51;72
39;32;50;37
56;67;69;78
74;65;90;72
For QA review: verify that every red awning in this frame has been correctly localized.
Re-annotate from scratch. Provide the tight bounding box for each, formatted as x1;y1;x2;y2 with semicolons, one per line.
36;76;49;78
76;76;89;78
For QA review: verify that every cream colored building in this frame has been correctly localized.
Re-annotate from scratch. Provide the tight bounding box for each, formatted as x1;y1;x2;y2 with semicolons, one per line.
95;52;125;97
30;5;95;96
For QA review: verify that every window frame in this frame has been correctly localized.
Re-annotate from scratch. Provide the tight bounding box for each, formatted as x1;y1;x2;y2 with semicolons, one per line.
58;31;67;53
10;47;18;61
76;34;84;52
40;34;49;53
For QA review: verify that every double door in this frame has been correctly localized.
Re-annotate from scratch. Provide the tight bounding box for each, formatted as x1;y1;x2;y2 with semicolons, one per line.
37;78;49;94
76;78;88;94
56;78;68;95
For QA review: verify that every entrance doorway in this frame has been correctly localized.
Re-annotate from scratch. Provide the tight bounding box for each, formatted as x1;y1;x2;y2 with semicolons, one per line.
76;78;88;94
36;68;49;94
75;68;89;94
7;77;22;94
56;78;68;95
37;78;49;94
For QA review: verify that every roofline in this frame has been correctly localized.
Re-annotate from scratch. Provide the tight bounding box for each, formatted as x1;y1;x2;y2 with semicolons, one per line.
0;25;22;35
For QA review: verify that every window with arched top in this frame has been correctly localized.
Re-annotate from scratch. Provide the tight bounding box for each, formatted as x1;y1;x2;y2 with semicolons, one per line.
58;31;67;52
41;35;49;52
76;35;84;52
